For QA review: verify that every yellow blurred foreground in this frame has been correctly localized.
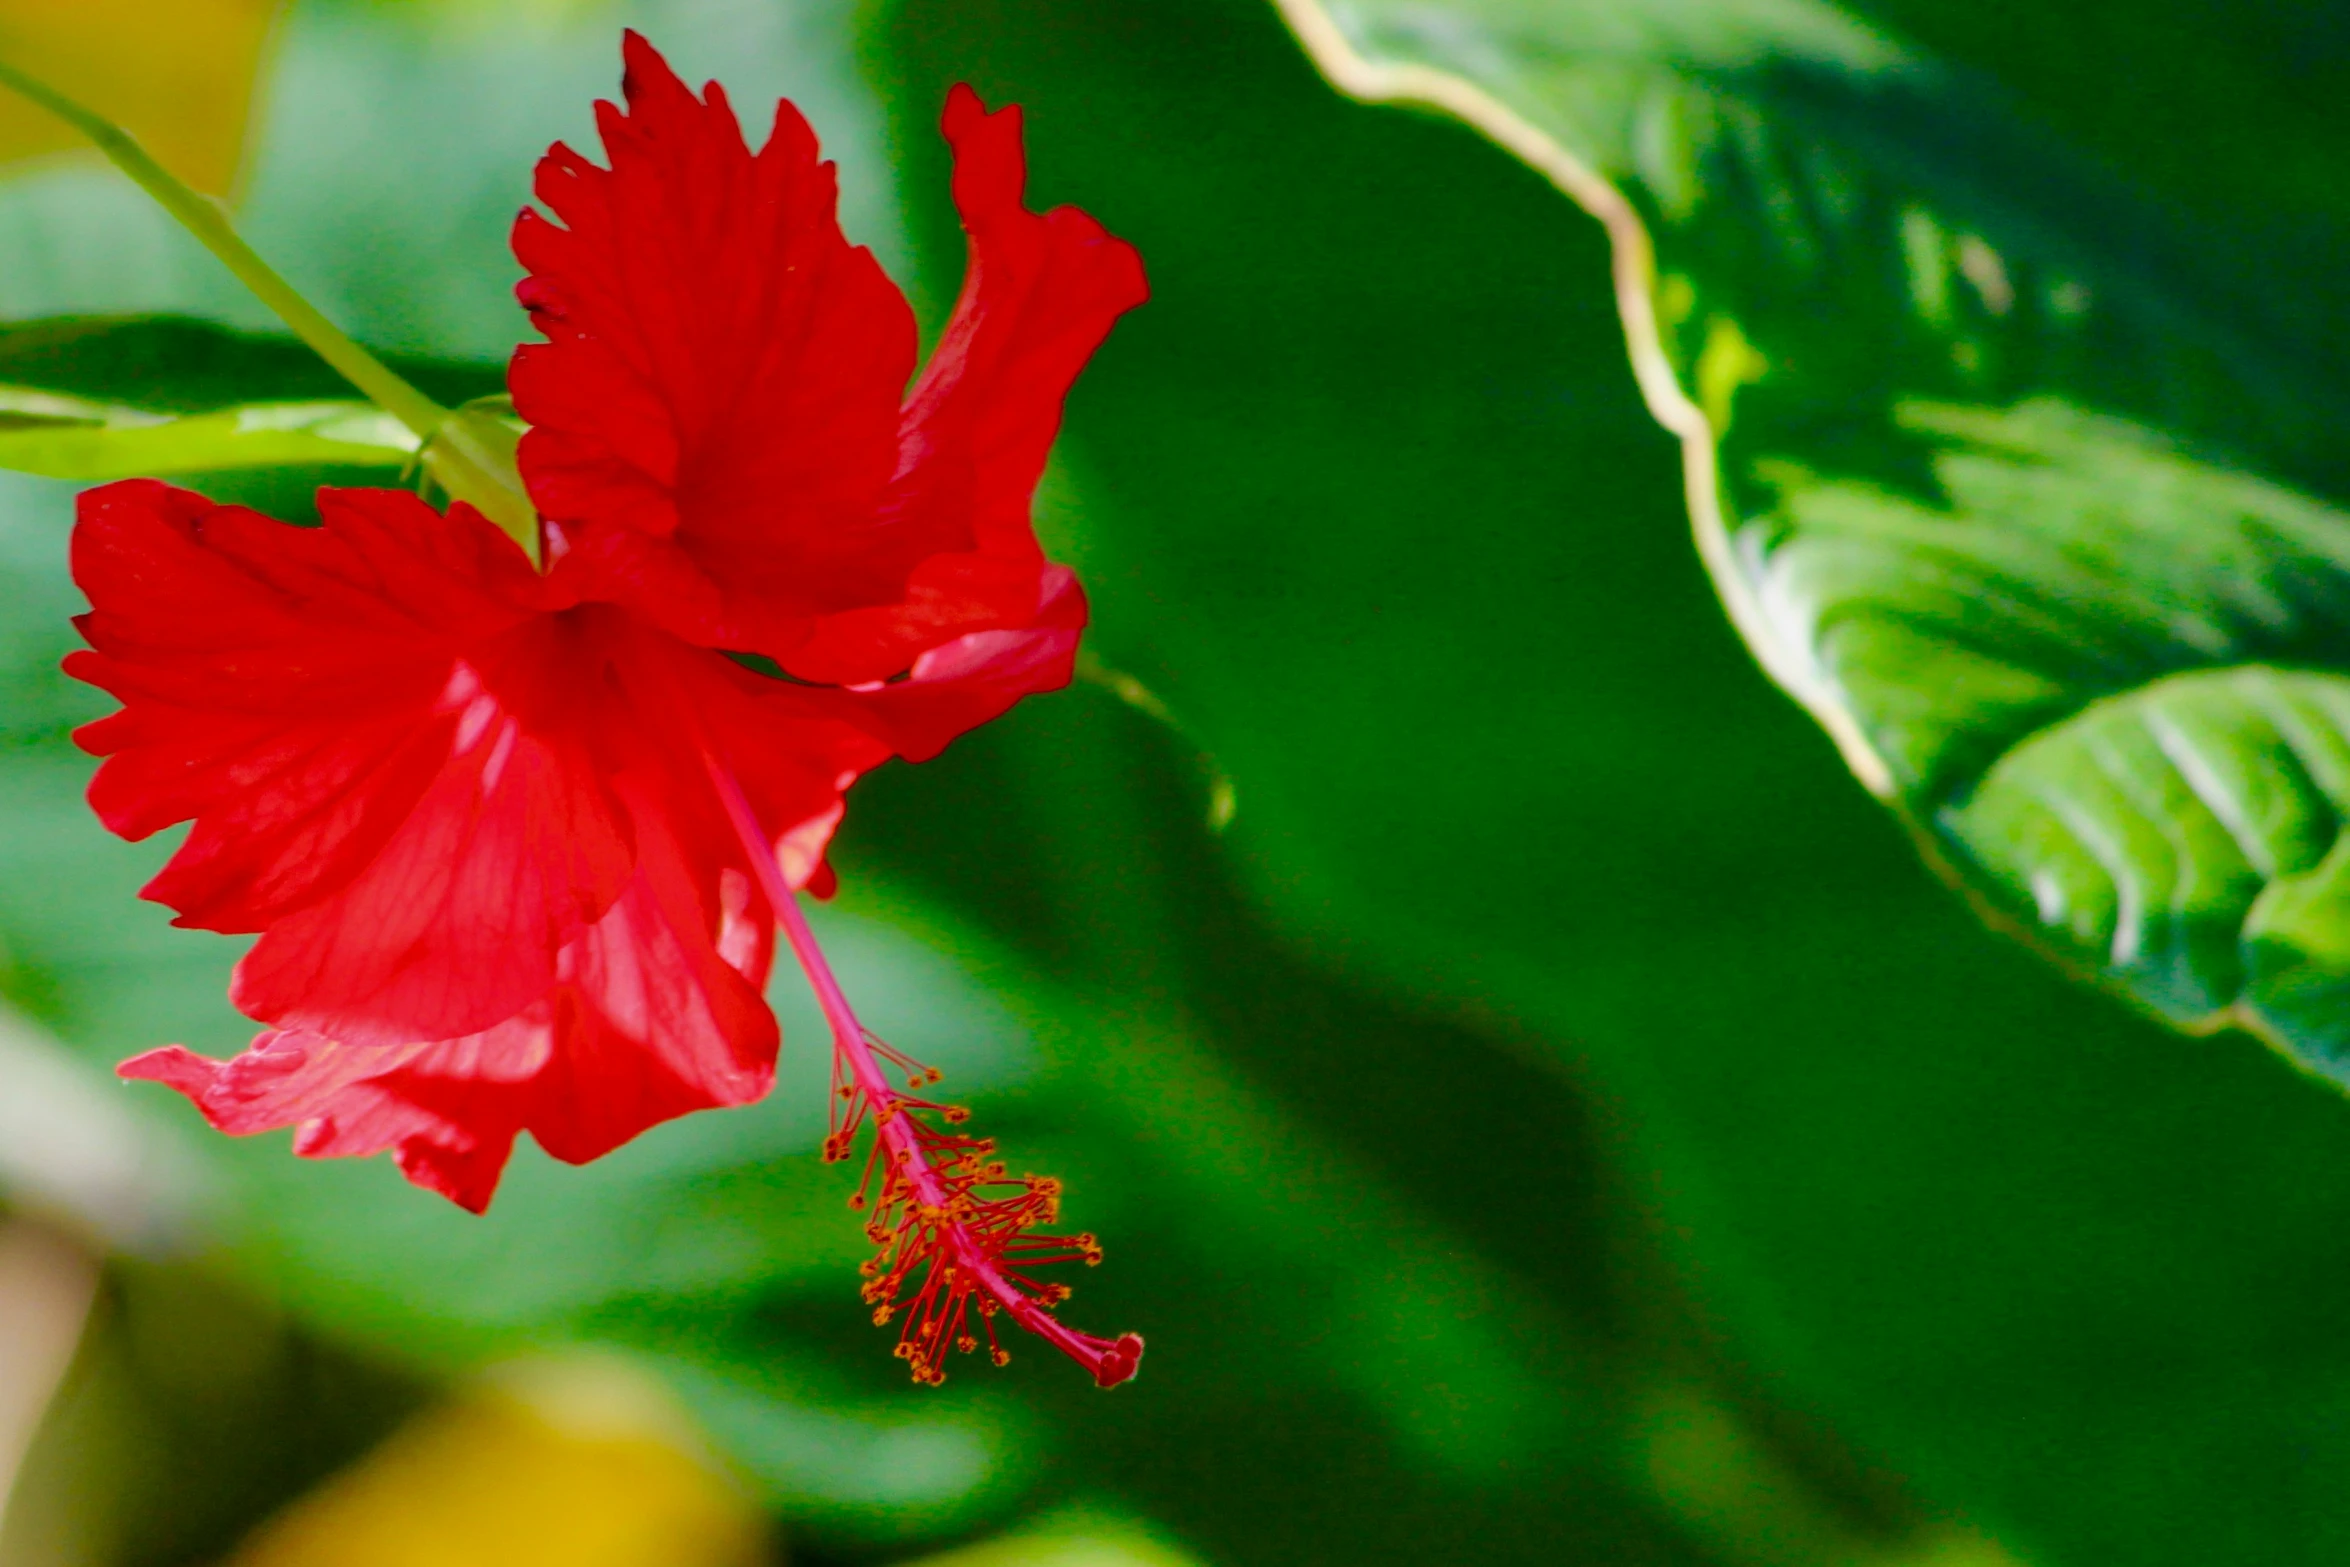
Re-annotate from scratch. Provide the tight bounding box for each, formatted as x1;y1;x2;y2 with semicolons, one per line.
0;0;278;193
225;1356;771;1567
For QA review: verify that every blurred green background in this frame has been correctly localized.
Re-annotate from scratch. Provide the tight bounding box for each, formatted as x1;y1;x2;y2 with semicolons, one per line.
2;1;2349;1564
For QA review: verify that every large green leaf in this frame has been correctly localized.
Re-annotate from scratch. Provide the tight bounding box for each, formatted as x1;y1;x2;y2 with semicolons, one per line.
873;2;2350;1563
1767;400;2350;1066
1269;0;2350;1084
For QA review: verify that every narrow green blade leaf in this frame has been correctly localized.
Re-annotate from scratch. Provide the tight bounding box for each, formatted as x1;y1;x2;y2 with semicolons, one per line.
0;388;412;478
0;315;497;413
0;313;511;481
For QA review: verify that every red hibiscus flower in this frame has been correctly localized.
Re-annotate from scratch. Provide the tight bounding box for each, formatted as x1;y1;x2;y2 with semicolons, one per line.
65;34;1146;1389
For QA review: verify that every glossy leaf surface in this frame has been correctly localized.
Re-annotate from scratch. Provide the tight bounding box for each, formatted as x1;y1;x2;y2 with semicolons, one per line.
873;1;2350;1563
1277;0;2350;1082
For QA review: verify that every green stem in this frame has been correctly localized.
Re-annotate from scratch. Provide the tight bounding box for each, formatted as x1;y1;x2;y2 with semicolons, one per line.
0;59;448;440
1074;648;1239;832
0;58;541;561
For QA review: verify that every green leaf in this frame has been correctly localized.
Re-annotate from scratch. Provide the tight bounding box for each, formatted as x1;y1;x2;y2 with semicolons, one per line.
876;2;2350;1562
1272;0;2350;1082
0;315;499;412
1761;399;2350;1067
0;388;412;479
0;314;522;481
655;1355;1031;1543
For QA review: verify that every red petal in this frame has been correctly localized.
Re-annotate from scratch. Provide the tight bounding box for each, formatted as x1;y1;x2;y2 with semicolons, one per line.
118;1033;437;1137
120;1030;528;1214
70;482;637;1046
517;807;776;1166
68;483;550;931
121;812;786;1211
511;31;917;653
819;565;1088;763
109;614;906;1210
784;85;1145;686
226;664;639;1045
919;86;1146;563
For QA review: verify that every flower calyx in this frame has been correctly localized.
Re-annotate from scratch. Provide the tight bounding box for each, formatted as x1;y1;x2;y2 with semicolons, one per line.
420;399;541;565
